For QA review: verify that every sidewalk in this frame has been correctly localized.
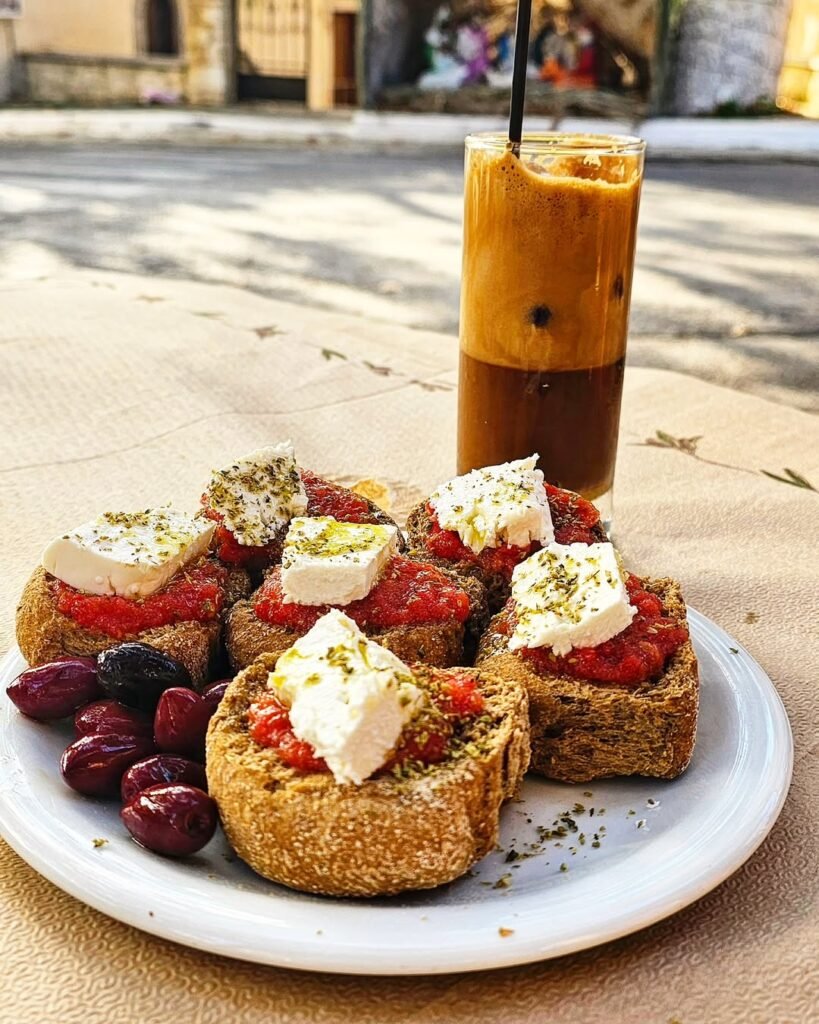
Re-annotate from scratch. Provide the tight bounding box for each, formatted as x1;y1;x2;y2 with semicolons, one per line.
0;106;817;159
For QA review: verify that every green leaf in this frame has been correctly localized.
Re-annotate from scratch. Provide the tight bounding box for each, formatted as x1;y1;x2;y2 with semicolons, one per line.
321;348;346;362
760;469;818;491
784;468;817;490
649;430;703;455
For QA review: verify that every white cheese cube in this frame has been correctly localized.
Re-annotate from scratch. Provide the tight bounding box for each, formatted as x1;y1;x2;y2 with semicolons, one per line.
42;509;215;600
429;454;554;554
269;610;424;785
205;441;308;547
509;542;636;654
280;517;399;606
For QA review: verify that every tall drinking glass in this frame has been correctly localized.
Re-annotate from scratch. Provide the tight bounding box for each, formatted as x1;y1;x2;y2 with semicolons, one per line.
457;133;646;529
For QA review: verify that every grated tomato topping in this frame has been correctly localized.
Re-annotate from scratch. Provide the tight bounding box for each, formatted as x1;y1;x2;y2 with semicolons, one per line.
254;556;471;632
53;560;228;641
247;670;485;775
509;575;689;687
423;483;602;579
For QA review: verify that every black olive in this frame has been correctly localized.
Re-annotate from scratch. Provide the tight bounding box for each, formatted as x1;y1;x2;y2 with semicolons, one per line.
96;643;192;713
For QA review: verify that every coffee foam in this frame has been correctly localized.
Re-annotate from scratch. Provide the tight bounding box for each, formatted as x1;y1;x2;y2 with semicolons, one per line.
460;149;642;374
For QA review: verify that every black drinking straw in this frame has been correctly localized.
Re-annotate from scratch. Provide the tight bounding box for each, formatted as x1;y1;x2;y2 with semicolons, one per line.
508;0;533;154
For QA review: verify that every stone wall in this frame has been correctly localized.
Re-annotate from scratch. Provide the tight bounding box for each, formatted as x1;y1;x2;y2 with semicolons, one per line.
19;53;187;104
12;0;233;106
674;0;792;113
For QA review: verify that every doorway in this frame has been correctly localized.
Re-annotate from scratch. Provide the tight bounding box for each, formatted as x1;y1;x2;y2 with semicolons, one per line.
333;11;358;105
146;0;179;56
235;0;361;108
236;0;309;102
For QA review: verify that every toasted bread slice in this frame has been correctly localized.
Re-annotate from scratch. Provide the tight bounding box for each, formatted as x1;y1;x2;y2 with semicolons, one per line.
406;499;607;611
224;569;489;673
16;564;250;687
476;578;699;783
226;602;464;673
206;655;530;896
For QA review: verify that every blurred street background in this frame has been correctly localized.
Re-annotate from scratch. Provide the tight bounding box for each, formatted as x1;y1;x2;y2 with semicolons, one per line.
0;0;817;411
2;142;816;411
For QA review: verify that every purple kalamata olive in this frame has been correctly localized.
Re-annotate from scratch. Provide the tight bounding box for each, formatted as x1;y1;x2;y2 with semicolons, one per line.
60;733;156;797
154;688;214;760
97;643;191;713
74;699;153;740
7;658;101;721
202;679;230;709
121;784;217;857
121;755;208;804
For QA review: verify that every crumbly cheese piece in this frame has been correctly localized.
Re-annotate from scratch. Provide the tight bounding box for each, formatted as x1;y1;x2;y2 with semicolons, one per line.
509;542;636;654
205;442;308;547
41;509;215;600
281;517;399;606
429;455;554;554
270;609;424;785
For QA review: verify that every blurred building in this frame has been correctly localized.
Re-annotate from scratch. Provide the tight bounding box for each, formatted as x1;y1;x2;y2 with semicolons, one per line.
0;0;816;117
5;0;231;105
3;0;360;108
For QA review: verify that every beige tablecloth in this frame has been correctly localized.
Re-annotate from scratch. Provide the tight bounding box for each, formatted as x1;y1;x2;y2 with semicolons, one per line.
1;273;817;1024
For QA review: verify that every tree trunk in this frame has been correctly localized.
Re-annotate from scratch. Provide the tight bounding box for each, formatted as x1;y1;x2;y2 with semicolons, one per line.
366;0;441;98
673;0;793;113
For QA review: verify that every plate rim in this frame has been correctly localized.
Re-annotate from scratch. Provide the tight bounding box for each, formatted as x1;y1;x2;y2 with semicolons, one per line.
0;608;794;975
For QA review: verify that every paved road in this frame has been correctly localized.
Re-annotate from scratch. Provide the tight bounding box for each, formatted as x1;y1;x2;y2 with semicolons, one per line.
1;144;816;409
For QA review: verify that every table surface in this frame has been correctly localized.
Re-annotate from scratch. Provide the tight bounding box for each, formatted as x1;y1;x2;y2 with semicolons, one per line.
1;271;817;1024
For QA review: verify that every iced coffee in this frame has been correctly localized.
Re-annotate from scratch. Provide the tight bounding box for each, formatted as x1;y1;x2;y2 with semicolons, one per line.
458;133;645;514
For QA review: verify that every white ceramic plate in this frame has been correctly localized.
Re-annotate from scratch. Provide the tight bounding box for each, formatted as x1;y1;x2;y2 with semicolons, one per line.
0;609;792;976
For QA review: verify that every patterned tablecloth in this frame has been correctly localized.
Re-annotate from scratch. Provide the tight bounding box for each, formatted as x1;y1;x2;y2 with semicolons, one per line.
1;272;817;1024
